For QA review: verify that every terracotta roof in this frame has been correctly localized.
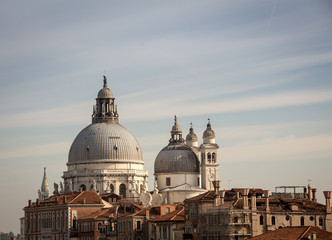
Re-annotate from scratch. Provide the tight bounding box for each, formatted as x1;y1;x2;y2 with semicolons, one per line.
246;226;332;240
79;208;112;220
185;191;216;202
25;191;104;208
70;191;103;204
152;208;185;222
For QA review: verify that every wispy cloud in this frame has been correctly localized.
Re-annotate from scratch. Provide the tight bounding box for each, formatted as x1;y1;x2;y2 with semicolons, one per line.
1;88;331;129
0;141;71;160
222;134;332;163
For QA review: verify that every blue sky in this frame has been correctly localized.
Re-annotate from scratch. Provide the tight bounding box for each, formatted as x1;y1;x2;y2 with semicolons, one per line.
0;0;332;233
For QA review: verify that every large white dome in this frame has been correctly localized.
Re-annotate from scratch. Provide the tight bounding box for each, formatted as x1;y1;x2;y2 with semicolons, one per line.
68;122;143;165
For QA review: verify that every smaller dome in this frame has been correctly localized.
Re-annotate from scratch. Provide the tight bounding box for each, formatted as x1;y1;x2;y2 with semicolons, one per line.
186;126;198;142
203;122;215;139
171;115;182;134
154;144;200;174
97;76;114;99
98;87;113;99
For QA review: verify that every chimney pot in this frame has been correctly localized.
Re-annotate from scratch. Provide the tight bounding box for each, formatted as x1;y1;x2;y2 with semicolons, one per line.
28;200;32;207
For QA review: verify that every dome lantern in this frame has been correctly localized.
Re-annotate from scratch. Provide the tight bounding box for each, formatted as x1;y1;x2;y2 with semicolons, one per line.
169;115;185;144
92;76;118;124
203;118;216;144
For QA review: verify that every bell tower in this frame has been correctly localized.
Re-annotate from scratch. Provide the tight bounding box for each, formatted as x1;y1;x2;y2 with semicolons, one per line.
200;119;219;190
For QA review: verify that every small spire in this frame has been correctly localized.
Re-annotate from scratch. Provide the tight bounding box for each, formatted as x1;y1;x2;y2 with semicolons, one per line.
207;118;211;129
190;122;194;133
174;115;178;125
41;167;49;190
103;75;108;88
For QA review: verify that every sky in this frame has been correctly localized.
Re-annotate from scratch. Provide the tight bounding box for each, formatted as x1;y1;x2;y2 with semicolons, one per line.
0;0;332;234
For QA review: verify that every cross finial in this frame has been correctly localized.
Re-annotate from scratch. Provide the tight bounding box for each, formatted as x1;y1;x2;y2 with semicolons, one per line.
208;118;210;123
190;122;193;128
174;115;177;124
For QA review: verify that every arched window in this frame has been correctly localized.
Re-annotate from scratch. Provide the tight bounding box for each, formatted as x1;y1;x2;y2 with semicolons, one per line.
80;184;86;191
271;216;276;225
319;217;324;226
300;216;305;226
212;153;216;163
259;215;264;225
119;184;126;197
207;153;211;163
234;217;238;223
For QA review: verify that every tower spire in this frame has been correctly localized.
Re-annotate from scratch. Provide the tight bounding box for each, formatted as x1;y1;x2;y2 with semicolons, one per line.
39;167;50;200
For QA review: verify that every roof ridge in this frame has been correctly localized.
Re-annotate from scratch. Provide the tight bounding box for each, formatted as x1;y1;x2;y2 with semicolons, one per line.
170;208;184;221
68;191;85;204
233;198;240;207
298;226;311;239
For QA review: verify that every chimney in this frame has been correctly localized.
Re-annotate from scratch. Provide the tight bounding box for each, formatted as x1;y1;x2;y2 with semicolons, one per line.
241;189;249;210
304;187;307;198
263;190;271;211
212;180;221;195
308;184;312;200
312;232;317;240
80;187;83;193
236;191;240;199
55;197;58;204
312;188;317;202
36;199;40;206
251;190;257;211
221;190;226;205
323;191;332;212
83;198;86;204
28;200;32;207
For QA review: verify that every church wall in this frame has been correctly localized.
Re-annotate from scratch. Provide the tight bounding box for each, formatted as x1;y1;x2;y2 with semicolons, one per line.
155;173;200;190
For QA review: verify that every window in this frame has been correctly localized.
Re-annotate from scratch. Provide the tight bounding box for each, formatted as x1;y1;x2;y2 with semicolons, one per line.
212;153;216;163
207;153;211;163
136;220;141;231
120;184;126;197
319;217;324;226
190;205;196;219
166;177;171;186
110;184;114;193
197;177;200;186
300;216;305;226
166;207;170;213
163;226;167;239
285;216;290;221
259;215;264;225
80;184;86;191
310;216;314;221
271;216;276;225
234;217;238;223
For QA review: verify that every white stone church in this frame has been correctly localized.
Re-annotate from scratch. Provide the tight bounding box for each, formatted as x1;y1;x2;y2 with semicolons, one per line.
39;76;220;204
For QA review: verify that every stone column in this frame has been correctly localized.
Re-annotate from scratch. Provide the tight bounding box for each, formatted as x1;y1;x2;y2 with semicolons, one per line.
241;189;249;210
263;190;271;211
251;191;257;211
